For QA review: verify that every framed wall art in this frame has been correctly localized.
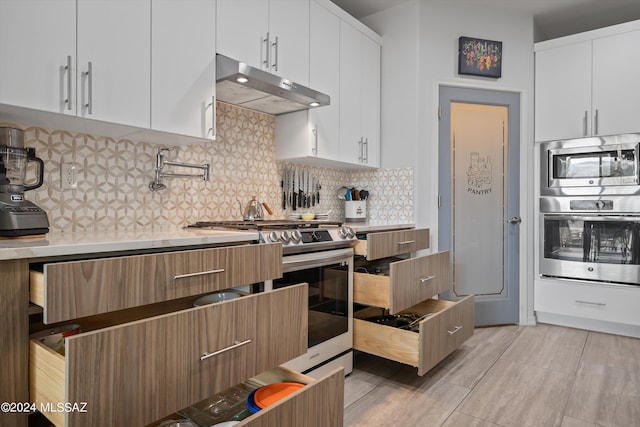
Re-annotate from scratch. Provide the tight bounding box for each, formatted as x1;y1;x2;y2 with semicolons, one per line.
458;36;502;78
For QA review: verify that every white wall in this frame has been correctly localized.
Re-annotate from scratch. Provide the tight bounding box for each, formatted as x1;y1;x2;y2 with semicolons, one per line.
364;0;536;325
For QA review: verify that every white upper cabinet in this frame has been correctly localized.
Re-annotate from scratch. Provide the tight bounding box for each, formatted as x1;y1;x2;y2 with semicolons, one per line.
339;21;363;164
77;0;150;128
309;0;340;161
535;41;592;142
275;0;339;163
216;0;310;85
269;0;310;85
592;29;640;137
151;0;216;139
0;0;77;115
339;20;380;167
535;22;640;142
361;34;381;168
276;1;381;169
216;0;269;70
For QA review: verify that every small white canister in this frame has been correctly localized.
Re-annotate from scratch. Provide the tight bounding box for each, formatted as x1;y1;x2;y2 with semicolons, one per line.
345;200;367;223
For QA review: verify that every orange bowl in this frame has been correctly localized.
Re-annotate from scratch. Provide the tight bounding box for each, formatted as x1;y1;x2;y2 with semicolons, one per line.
253;382;304;409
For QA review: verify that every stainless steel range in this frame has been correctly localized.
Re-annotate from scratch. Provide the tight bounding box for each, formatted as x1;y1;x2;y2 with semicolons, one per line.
188;220;357;254
188;220;356;377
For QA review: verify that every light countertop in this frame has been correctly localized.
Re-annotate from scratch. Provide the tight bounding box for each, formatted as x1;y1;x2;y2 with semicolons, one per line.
0;229;260;261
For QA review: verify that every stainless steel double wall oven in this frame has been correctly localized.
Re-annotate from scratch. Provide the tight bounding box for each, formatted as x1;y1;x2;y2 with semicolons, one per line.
539;134;640;285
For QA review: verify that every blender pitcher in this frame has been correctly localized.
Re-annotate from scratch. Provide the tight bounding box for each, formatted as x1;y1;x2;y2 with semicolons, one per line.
0;127;49;237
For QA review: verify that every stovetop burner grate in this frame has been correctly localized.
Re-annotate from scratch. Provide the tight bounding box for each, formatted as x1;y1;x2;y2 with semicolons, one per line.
187;220;343;231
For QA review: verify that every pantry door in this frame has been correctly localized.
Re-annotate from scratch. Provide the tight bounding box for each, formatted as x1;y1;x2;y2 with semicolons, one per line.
438;86;520;325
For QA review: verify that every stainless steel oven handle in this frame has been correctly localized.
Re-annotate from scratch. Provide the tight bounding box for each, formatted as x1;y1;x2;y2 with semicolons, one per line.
543;215;640;222
283;252;352;271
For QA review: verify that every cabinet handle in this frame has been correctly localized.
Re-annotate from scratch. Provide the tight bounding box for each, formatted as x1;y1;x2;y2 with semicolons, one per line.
65;55;72;110
397;240;415;245
312;126;318;156
447;325;463;336
84;61;93;114
208;96;216;139
575;300;606;307
272;36;279;72
200;339;252;361
263;32;270;69
358;138;363;162
364;137;369;163
419;275;436;284
173;268;225;282
583;110;588;136
594;109;599;135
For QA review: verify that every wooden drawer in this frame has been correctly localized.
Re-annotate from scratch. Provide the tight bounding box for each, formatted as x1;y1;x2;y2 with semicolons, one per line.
30;285;307;427
354;228;429;260
354;251;450;314
535;279;640;326
353;294;474;376
235;367;344;427
30;243;282;323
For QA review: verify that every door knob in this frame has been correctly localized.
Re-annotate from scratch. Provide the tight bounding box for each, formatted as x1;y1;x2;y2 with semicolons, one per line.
507;216;522;224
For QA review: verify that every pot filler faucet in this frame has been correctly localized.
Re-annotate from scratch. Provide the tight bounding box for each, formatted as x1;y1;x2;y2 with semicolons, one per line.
149;148;210;191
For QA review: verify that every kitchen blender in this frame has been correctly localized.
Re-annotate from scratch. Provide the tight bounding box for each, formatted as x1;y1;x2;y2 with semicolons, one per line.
0;127;49;237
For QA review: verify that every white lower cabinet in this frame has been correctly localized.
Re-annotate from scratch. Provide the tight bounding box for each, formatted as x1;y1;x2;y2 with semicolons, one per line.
535;278;640;327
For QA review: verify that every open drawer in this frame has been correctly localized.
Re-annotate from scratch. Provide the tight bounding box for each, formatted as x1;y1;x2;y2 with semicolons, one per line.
232;367;343;427
354;228;429;260
30;285;307;427
354;251;450;314
353;294;475;376
29;243;282;323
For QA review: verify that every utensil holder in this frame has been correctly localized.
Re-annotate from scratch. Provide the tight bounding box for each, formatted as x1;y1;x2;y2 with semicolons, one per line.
345;201;367;223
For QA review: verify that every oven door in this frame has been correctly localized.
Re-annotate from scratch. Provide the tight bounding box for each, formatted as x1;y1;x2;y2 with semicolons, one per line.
540;214;640;285
541;138;640;196
272;247;353;373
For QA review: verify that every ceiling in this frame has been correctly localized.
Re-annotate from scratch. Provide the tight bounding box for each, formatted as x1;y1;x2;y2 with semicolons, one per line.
331;0;640;41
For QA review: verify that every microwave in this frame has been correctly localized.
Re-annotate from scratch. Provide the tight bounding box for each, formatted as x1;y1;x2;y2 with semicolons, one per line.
540;134;640;197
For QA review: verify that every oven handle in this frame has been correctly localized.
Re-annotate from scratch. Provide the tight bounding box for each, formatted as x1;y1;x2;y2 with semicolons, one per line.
543;215;640;222
282;249;353;272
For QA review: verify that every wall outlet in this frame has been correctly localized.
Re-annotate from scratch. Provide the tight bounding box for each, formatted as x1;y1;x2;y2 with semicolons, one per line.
61;163;78;189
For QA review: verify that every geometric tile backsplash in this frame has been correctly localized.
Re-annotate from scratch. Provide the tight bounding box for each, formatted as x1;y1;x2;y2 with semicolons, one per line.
2;102;413;232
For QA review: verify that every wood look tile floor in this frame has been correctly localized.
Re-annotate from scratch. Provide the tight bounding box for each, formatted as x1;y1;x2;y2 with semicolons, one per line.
343;324;640;427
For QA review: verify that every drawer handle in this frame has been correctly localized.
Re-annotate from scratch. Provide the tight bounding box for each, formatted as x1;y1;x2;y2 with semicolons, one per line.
397;240;415;245
575;300;606;307
174;268;225;282
447;325;463;336
419;275;436;284
201;339;252;361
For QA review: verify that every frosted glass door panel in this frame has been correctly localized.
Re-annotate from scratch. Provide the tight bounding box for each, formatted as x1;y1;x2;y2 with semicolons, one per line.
452;103;507;297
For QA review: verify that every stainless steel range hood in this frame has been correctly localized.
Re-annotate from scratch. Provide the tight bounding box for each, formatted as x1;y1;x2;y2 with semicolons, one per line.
216;54;330;115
